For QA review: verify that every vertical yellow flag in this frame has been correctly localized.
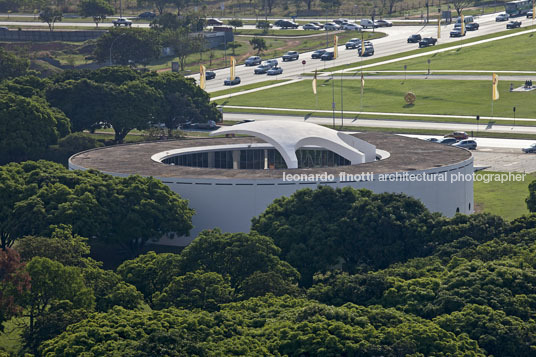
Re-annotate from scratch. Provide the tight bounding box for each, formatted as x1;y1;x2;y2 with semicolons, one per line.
312;70;317;95
230;56;236;81
360;72;365;89
334;35;338;59
461;13;465;35
492;73;499;101
199;65;206;90
437;16;441;38
360;41;365;56
533;0;535;20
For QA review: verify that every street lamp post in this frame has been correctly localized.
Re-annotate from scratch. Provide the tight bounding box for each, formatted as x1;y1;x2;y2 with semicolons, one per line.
427;59;431;75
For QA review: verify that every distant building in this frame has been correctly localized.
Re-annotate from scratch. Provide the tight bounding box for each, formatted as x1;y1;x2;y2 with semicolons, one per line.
70;121;474;246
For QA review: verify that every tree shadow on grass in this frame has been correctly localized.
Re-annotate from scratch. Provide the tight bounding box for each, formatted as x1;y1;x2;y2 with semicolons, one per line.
403;103;415;108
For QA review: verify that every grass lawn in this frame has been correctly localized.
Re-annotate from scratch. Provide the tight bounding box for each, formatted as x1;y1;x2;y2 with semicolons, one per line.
322;25;536;73
367;31;536;71
210;79;290;97
214;79;536;119
474;171;536;221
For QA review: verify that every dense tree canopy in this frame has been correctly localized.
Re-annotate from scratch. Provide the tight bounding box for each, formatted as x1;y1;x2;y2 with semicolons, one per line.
0;48;29;81
0;161;193;253
94;28;161;65
0;92;70;164
79;0;114;27
252;186;438;286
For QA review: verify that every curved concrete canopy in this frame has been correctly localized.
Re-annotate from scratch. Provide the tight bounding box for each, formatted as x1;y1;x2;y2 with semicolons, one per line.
210;120;376;169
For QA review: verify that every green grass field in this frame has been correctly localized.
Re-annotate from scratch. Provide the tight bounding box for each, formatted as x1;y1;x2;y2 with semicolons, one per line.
474;171;536;221
210;79;290;97
368;31;536;71
214;79;536;119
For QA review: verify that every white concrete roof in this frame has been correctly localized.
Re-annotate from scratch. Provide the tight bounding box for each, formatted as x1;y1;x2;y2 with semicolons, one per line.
210;120;376;168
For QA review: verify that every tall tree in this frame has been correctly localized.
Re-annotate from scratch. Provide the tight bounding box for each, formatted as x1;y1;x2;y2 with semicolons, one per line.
160;28;203;71
0;48;29;80
450;0;475;15
94;28;161;65
39;6;62;32
79;0;114;27
249;37;267;55
0;248;30;329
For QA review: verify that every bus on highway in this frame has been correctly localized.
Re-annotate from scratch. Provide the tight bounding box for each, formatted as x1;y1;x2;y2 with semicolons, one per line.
505;0;532;16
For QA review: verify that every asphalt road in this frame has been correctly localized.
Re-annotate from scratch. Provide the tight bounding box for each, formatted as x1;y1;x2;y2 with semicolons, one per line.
200;12;536;92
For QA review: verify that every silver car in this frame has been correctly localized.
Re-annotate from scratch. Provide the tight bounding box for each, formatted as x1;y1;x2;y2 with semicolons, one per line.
454;139;477;150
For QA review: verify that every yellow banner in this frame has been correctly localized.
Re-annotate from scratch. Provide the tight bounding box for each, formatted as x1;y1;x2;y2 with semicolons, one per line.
199;65;206;89
334;35;338;59
230;56;236;81
361;72;365;88
461;13;465;35
492;73;499;101
533;0;535;20
312;70;317;95
438;16;441;38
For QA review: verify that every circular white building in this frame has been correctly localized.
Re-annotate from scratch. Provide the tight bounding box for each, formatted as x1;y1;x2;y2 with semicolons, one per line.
69;121;473;246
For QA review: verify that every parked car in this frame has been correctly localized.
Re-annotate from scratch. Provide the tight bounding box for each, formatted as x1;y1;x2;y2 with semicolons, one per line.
444;131;469;140
438;138;458;145
324;22;340;30
454;139;477;150
311;49;327;58
267;66;283;75
342;23;363;31
282;51;299;61
456;15;474;24
244;56;262;66
205;71;216;80
182;120;220;130
407;34;422;43
419;37;437;47
224;77;241;85
303;23;321;30
310;21;324;29
254;64;272;74
113;17;132;27
207;18;224;26
527;10;533;18
375;19;393;27
450;28;466;37
360;19;377;28
507;20;522;28
496;13;509;21
138;12;156;19
426;137;440;142
333;19;349;25
466;22;479;30
320;51;335;60
265;59;278;67
357;44;374;56
345;38;360;49
0;26;8;31
522;143;536;153
275;20;299;28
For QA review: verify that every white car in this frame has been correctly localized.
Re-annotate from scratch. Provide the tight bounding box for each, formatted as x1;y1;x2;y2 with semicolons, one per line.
342;23;363;31
375;19;393;27
496;13;509;21
303;23;321;30
113;17;132;27
324;22;341;30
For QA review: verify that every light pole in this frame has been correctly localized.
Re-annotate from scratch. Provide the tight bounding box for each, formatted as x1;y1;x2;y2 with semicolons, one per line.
427;59;431;75
109;32;127;66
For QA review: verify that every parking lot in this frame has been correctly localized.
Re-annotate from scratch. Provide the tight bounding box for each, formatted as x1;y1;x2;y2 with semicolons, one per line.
474;147;536;173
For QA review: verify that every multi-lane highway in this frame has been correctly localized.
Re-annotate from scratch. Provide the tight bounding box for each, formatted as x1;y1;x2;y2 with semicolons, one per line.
200;12;536;92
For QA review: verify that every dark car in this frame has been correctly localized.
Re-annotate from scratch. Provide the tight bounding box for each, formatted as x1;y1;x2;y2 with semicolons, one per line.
444;131;469;140
320;51;334;60
254;64;272;74
182;120;220;130
207;18;224;26
138;12;156;19
275;20;299;29
256;21;273;28
507;20;522;29
224;77;241;85
282;51;299;61
466;22;479;30
450;28;466;37
407;34;422;43
523;143;536;153
311;49;327;58
357;44;374;56
419;37;437;47
205;71;216;80
0;26;8;31
438;138;458;145
527;11;533;18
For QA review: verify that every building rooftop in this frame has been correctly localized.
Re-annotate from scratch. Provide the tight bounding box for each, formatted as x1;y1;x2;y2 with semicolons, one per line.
70;132;471;180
